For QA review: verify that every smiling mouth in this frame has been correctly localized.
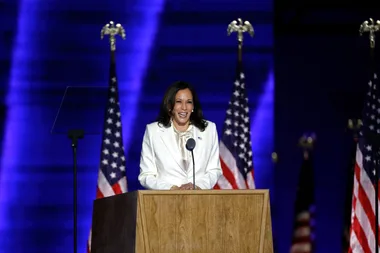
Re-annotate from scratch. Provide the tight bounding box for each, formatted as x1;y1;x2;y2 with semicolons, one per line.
178;112;188;118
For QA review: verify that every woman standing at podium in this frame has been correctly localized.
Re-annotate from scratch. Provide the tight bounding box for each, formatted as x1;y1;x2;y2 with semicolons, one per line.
138;81;222;190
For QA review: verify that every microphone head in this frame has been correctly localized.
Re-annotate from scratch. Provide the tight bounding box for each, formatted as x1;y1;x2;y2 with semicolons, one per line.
186;138;196;151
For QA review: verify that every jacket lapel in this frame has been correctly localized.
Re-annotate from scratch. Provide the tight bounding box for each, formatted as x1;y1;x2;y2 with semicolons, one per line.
159;126;183;169
192;127;202;171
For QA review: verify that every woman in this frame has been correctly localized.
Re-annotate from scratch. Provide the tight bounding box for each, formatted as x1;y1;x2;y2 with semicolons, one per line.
138;81;222;190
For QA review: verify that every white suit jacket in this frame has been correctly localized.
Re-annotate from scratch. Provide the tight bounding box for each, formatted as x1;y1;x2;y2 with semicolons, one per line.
138;120;222;190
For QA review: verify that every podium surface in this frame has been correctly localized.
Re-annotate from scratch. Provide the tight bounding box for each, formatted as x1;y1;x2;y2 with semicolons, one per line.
91;190;273;253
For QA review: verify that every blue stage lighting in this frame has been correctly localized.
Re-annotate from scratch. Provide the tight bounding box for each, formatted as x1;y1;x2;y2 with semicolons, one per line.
119;0;165;157
0;0;42;252
251;69;274;190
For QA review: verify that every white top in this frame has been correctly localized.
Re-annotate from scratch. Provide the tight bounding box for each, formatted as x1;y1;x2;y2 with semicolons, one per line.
172;123;194;172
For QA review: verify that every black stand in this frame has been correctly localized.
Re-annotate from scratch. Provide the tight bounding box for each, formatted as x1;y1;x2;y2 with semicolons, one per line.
191;150;195;190
50;85;109;252
185;138;196;190
68;129;84;253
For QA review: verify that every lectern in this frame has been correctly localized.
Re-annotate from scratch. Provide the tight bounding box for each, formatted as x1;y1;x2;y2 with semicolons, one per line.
91;190;273;253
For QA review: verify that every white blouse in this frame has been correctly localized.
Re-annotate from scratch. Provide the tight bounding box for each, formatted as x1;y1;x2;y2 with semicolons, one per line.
172;123;194;172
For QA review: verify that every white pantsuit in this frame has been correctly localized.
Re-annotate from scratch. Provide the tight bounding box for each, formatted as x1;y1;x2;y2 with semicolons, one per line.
138;120;222;190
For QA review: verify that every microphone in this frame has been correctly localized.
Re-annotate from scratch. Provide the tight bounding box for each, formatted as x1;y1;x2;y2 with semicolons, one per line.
186;138;196;190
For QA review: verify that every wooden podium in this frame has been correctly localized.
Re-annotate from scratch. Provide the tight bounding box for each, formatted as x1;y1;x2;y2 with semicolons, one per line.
91;190;273;253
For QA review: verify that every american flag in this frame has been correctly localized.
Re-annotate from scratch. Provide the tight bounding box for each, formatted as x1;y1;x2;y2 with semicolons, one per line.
214;59;255;189
86;52;128;252
290;150;315;253
349;73;380;253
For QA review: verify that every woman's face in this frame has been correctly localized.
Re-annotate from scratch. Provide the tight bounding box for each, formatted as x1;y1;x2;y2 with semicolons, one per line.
171;88;194;131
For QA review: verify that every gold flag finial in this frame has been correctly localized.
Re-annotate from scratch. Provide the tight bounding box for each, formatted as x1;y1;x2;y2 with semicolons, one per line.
227;18;254;45
299;133;316;159
347;118;362;141
359;18;380;49
101;21;126;51
271;152;278;163
299;133;316;150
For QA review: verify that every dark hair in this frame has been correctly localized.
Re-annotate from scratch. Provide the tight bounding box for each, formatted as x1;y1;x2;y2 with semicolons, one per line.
156;81;208;131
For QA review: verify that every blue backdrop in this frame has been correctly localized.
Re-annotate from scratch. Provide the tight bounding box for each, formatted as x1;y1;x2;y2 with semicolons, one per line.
2;1;374;253
0;0;273;252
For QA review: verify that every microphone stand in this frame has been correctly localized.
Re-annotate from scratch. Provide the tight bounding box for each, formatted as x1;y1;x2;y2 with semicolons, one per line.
191;150;195;190
68;129;84;253
186;138;196;190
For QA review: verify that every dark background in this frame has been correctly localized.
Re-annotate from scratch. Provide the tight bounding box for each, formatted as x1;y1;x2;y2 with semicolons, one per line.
0;0;379;252
275;1;380;252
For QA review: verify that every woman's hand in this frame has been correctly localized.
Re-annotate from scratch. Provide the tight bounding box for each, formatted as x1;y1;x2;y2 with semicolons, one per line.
179;183;193;190
179;183;202;190
170;185;180;190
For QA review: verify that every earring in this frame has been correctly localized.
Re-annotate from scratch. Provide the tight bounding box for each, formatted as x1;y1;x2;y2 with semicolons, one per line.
192;109;194;112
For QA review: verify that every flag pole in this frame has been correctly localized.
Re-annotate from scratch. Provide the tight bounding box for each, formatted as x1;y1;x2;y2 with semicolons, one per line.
227;18;254;62
360;18;380;253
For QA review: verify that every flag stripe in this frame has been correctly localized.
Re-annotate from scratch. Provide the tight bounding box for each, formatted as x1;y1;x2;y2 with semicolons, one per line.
351;170;367;253
97;170;116;197
350;229;365;253
219;141;247;189
357;148;380;220
354;179;375;252
246;170;255;189
352;214;372;253
216;168;234;189
112;183;122;195
220;156;240;189
96;187;104;199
